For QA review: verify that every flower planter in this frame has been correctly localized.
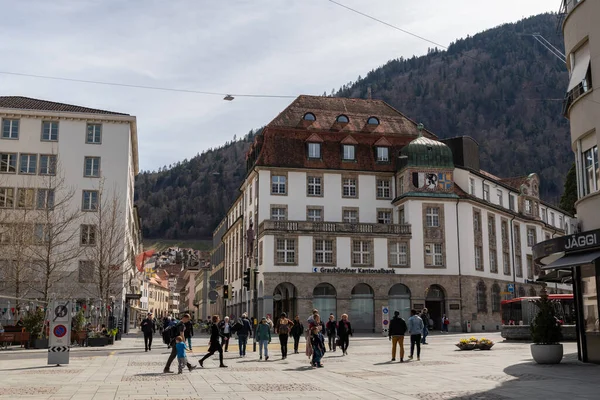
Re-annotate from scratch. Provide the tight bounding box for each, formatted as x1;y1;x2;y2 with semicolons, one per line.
87;337;109;347
531;344;563;364
456;343;477;350
477;343;494;350
33;338;49;349
107;336;114;345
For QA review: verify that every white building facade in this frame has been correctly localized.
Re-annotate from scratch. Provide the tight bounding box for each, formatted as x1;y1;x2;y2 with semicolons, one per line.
219;96;573;332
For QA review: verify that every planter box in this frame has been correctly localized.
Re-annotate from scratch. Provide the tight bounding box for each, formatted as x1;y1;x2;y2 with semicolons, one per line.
108;337;114;345
33;338;49;349
531;343;563;364
87;337;109;347
115;332;122;341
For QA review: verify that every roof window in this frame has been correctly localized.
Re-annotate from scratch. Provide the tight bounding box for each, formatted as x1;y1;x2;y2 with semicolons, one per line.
303;112;316;121
367;116;380;125
336;115;349;123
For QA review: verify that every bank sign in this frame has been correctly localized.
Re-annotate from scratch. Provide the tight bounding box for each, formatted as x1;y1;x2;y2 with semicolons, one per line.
312;267;396;274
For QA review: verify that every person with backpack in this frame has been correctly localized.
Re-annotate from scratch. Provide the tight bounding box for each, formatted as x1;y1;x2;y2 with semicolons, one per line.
290;315;304;354
276;313;293;359
198;315;228;368
388;310;408;362
236;313;253;357
163;314;197;373
141;312;155;352
325;314;337;352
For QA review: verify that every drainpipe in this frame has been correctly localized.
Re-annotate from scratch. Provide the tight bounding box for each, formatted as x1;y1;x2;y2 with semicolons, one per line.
455;199;464;328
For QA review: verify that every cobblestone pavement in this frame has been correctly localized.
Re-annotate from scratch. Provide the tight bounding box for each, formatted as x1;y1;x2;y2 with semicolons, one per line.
0;332;598;399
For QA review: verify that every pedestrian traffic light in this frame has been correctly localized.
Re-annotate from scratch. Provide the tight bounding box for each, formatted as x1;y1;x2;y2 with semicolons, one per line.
223;285;230;300
243;269;251;290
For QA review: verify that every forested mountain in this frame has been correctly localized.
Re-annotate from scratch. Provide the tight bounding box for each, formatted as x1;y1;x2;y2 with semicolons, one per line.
135;13;572;240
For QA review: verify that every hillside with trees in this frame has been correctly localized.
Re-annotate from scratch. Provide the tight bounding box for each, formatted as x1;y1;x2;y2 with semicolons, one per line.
135;13;573;240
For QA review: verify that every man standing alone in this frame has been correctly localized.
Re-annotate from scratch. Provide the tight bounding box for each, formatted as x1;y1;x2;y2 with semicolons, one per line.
388;311;407;362
407;309;424;361
141;312;155;352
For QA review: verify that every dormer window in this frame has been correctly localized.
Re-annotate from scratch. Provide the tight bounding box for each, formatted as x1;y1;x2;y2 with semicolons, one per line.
367;116;380;125
376;147;389;162
336;115;349;123
342;144;356;161
308;142;321;159
303;112;316;121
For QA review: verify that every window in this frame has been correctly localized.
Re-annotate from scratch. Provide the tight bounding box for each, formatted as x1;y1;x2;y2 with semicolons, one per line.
271;206;286;221
527;255;534;280
314;239;334;264
2;119;19;139
491;284;501;313
376;179;391;199
34;223;50;244
490;250;497;273
0;188;14;208
483;184;490;202
307;207;323;222
82;190;98;211
488;215;496;240
342;209;358;223
527;228;536;247
469;178;476;195
308;142;321;159
582;146;599;195
476;281;487;313
524;199;532;215
81;225;97;246
36;189;55;209
399;208;405;224
19;154;37;174
78;260;95;283
473;210;481;232
475;246;483;270
275;238;296;264
497;189;503;206
376;147;389;162
509;194;515;211
541;208;547;222
86;124;102;144
398;176;404;195
426;243;444;266
307;176;322;196
342;177;357;197
503;252;511;275
249;183;253;205
367;116;379;125
17;188;35;208
0;153;17;173
303;112;316;121
271;175;287;195
342;145;355;161
41;121;59;141
515;256;523;277
352;240;371;266
84;157;101;177
426;207;440;227
501;221;508;242
377;210;392;224
550;212;555;226
39;155;57;175
336;115;349;123
389;242;408;266
559;215;564;230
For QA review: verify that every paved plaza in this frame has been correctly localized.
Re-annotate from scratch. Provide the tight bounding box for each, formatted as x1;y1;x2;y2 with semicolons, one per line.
0;331;597;400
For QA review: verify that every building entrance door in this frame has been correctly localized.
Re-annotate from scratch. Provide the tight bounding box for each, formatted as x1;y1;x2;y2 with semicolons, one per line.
425;285;446;330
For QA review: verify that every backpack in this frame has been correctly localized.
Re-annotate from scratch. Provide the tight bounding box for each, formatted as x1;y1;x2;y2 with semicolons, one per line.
165;322;182;340
278;321;290;334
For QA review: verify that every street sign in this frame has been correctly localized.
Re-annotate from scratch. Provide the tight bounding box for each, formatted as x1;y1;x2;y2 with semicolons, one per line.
48;300;71;365
381;305;390;336
507;284;515;293
273;294;282;301
208;290;219;302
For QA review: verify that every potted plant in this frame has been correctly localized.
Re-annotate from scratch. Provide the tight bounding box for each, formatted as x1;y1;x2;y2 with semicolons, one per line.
477;338;494;350
86;331;109;347
530;287;563;364
456;338;477;350
71;310;87;346
22;308;48;349
107;328;118;345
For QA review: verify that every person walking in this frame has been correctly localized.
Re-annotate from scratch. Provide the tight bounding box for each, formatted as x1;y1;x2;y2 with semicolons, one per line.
291;315;304;354
163;314;197;373
236;313;252;357
198;315;228;368
408;309;424;361
442;314;450;333
310;326;326;368
141;312;155;352
325;314;337;352
256;317;271;361
175;336;189;374
337;314;352;356
420;308;430;344
218;316;232;352
276;313;293;359
388;311;408;362
184;317;194;351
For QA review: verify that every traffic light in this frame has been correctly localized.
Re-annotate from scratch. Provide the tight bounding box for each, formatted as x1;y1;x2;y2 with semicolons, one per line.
243;269;251;290
223;285;230;300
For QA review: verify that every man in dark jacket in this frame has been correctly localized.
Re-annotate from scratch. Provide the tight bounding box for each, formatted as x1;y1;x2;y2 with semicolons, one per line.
141;312;155;352
325;314;337;352
163;314;197;373
388;311;408;362
236;313;252;357
198;315;227;368
184;319;194;350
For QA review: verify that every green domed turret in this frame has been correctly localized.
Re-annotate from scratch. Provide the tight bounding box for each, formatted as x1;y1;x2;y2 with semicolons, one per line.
400;129;454;169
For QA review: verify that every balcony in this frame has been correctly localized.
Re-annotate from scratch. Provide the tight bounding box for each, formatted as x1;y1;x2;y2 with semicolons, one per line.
259;220;411;236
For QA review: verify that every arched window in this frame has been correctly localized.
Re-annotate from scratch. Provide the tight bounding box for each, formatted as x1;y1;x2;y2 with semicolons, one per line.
303;112;316;121
528;287;537;297
491;283;501;313
476;281;487;313
367;116;380;125
336;114;349;123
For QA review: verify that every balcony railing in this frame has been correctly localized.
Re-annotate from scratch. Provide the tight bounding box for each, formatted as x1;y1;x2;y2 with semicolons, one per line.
259;220;411;236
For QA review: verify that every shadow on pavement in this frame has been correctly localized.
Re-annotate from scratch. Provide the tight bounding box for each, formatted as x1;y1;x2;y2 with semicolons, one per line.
0;365;63;372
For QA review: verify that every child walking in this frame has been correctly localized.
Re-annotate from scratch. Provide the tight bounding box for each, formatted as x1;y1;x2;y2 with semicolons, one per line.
310;326;325;368
175;336;188;374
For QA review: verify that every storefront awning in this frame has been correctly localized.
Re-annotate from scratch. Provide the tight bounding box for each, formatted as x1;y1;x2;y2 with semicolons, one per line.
567;46;590;91
536;269;573;284
543;250;600;270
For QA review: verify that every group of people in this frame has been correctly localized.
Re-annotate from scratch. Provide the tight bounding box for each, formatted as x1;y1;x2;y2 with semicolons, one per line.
388;308;447;362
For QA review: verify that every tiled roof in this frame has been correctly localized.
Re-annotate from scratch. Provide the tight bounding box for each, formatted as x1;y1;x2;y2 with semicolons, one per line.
499;176;529;190
0;96;128;115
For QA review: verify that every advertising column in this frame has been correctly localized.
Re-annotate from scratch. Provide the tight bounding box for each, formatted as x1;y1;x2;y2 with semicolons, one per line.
48;300;72;365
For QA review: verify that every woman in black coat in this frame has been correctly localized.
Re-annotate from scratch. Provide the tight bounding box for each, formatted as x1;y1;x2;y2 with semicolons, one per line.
337;313;353;356
290;315;305;354
198;315;227;368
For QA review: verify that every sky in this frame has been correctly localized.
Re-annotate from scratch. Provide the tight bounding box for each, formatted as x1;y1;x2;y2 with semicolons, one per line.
0;0;558;172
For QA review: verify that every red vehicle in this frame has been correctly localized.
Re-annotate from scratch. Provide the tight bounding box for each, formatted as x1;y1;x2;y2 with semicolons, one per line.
501;294;575;325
